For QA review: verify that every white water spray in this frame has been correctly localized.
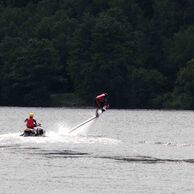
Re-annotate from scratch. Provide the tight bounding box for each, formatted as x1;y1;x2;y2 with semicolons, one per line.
0;113;120;146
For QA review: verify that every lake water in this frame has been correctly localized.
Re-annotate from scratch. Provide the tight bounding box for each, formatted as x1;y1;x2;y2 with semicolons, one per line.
0;107;194;194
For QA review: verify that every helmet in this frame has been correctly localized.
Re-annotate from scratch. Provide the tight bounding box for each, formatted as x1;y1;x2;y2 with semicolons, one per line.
29;112;34;118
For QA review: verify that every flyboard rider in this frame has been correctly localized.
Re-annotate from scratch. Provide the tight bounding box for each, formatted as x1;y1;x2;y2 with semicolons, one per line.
68;93;110;133
95;93;109;117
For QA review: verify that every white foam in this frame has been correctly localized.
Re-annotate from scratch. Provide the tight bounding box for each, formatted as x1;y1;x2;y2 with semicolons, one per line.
0;120;120;146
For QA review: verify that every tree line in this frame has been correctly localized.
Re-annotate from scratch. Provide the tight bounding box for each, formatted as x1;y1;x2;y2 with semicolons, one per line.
0;0;194;109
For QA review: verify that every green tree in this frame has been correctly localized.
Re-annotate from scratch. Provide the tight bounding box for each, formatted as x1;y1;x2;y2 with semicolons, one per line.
127;67;167;108
170;59;194;109
0;38;62;106
166;26;194;71
68;11;136;106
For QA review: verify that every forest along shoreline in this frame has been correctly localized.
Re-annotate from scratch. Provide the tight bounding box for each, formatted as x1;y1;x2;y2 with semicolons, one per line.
1;1;194;110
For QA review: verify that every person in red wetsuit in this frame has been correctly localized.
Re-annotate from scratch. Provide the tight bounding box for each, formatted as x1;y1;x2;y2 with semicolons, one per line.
95;93;109;117
25;112;37;130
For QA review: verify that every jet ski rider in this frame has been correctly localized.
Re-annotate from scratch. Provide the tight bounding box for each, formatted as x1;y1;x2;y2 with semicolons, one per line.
25;112;37;131
95;93;109;117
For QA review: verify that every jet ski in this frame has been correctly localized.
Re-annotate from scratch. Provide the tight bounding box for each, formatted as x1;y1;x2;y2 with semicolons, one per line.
20;124;45;137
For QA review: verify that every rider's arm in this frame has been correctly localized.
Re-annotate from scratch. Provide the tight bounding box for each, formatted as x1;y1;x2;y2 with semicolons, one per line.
33;119;37;127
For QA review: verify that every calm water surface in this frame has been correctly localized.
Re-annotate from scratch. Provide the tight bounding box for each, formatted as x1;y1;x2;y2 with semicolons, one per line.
0;107;194;194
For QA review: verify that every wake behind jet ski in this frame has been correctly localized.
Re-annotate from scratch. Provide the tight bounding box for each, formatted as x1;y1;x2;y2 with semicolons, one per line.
20;112;45;137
